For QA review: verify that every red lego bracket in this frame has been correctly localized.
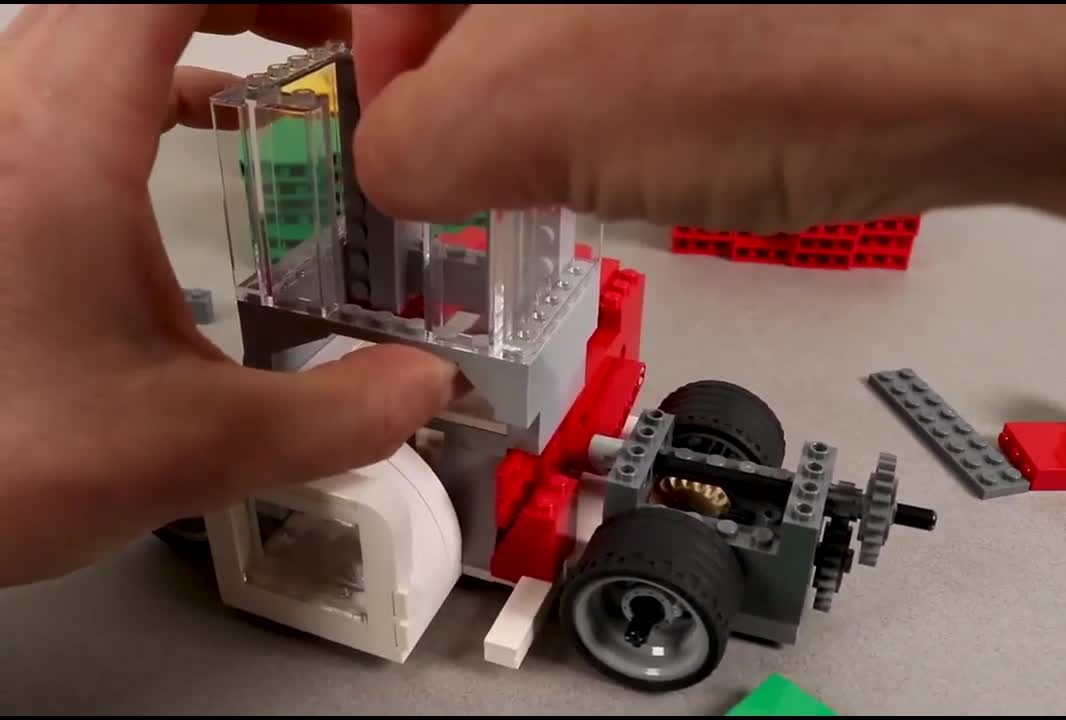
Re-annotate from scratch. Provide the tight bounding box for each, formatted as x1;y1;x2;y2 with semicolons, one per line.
999;422;1066;491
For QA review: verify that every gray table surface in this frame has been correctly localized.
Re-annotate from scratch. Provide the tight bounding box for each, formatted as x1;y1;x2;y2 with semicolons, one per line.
5;17;1066;714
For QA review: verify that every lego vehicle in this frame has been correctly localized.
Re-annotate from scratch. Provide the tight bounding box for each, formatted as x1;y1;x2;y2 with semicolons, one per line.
153;42;937;692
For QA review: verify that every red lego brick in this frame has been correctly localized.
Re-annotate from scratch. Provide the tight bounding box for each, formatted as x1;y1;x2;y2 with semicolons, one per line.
490;358;644;582
671;227;732;257
495;450;540;531
669;215;920;271
999;422;1066;491
730;234;793;265
438;226;487;252
490;473;580;583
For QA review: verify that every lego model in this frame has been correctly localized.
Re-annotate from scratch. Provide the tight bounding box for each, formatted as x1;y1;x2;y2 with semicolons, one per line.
671;217;920;270
152;42;938;693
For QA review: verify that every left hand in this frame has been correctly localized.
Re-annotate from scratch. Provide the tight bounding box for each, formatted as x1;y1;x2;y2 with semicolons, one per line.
0;4;462;588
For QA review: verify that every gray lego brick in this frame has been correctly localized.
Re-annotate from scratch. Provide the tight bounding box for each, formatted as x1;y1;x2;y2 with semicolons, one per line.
728;442;831;637
183;288;214;324
604;409;674;519
657;441;833;638
730;613;800;646
428;438;506;574
868;368;1029;499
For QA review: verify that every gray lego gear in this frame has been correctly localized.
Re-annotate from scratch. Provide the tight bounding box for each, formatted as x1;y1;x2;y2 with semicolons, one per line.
811;541;845;612
859;452;898;567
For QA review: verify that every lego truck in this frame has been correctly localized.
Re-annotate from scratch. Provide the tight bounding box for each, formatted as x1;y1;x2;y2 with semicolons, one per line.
152;42;937;693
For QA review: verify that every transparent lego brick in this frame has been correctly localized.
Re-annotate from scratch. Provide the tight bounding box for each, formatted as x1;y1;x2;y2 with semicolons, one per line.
245;507;367;621
420;207;600;359
210;46;347;314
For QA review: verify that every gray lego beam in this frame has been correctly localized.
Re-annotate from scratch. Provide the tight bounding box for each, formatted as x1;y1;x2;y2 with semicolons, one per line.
604;409;674;519
868;368;1029;499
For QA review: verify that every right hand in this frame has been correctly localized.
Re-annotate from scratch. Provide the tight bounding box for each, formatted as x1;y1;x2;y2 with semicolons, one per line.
350;4;1066;234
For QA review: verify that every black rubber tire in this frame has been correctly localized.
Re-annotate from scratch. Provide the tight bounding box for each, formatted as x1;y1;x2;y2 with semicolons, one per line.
152;503;292;561
659;380;786;467
559;506;744;692
153;517;211;559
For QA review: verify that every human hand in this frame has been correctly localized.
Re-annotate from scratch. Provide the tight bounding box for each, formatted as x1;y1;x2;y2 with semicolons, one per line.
351;4;1066;233
0;4;462;587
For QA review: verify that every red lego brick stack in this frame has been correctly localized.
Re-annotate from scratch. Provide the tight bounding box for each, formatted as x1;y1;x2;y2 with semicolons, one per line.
671;215;921;270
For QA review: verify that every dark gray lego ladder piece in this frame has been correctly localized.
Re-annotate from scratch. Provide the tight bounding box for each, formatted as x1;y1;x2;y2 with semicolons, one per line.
868;368;1029;499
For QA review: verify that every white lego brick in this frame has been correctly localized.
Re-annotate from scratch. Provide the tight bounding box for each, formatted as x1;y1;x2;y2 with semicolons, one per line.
205;338;463;665
483;576;554;669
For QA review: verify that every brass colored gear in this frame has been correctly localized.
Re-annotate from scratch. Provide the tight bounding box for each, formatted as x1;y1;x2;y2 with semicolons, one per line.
656;476;731;517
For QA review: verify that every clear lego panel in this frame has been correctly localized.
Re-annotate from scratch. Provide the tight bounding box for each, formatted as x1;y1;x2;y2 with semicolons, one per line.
244;505;367;621
420;207;600;359
210;47;347;314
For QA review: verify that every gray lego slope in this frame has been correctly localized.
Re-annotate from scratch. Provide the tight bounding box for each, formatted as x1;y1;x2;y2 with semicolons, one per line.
867;368;1028;499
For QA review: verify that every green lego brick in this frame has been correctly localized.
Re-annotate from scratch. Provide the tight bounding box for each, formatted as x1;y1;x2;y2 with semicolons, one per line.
725;674;837;716
238;115;345;264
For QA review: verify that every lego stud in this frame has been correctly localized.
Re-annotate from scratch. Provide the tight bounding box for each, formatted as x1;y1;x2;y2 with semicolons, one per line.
809;441;829;458
267;62;288;79
288;54;310;69
759;507;782;525
626;445;647;462
798;480;820;500
792;502;815;522
802;460;825;480
716;519;739;538
753;527;774;548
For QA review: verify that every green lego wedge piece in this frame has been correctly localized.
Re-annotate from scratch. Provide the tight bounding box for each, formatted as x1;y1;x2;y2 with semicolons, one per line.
725;674;837;716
